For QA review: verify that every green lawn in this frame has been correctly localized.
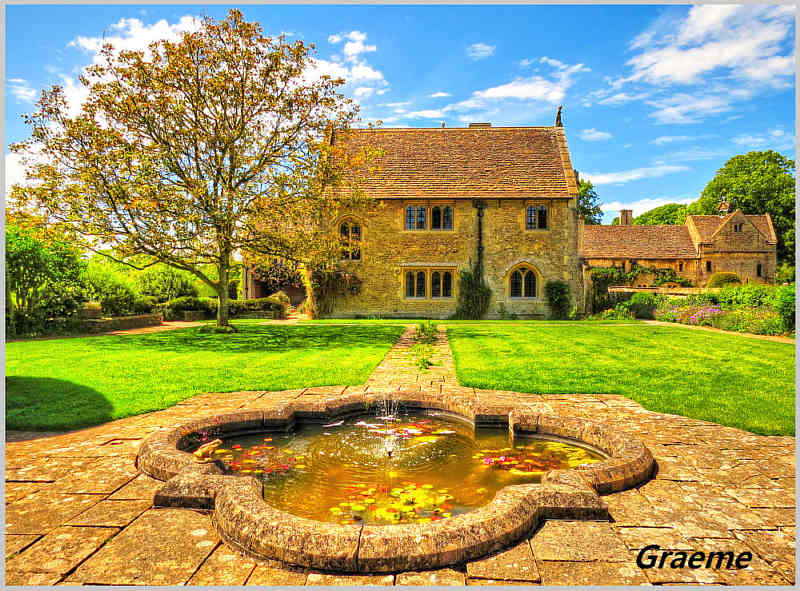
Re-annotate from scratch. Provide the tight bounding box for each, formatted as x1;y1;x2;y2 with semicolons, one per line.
447;322;795;436
6;323;404;431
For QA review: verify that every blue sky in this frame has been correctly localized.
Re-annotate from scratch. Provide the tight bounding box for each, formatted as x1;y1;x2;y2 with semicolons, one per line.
5;4;796;222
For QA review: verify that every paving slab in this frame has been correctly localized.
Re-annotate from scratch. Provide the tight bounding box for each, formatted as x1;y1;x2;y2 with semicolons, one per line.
245;564;307;585
5;570;65;585
5;533;41;557
306;573;395;585
615;526;693;551
54;456;138;494
465;540;539;582
732;529;797;566
188;543;258;585
66;499;151;527
106;473;163;500
66;509;217;585
5;481;45;504
530;521;630;562
6;492;105;535
396;569;466;585
538;560;649;585
6;526;119;575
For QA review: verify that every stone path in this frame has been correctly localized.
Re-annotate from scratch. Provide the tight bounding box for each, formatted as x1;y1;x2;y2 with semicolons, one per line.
5;324;796;585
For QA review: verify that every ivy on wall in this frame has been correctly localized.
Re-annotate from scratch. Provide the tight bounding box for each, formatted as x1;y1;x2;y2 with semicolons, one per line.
302;268;362;318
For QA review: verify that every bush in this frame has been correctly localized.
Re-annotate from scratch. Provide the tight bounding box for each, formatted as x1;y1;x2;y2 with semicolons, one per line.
717;284;773;309
710;308;784;336
629;292;661;319
601;301;634;320
136;266;198;302
132;295;158;315
769;283;795;332
83;266;138;317
685;291;720;307
707;272;742;288
161;296;216;320
452;265;492;320
777;263;795;284
654;304;724;326
269;290;291;306
545;280;571;319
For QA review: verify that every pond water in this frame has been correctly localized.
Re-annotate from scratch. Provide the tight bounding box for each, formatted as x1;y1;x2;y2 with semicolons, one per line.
212;412;605;525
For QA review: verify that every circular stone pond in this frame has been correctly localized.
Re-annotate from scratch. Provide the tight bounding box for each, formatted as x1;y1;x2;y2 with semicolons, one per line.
213;412;606;525
137;392;655;572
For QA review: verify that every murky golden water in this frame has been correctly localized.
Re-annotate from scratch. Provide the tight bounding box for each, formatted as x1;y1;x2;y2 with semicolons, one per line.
214;413;604;525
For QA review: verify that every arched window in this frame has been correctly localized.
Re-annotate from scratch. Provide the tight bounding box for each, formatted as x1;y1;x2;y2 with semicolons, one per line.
340;219;361;261
405;272;415;297
405;206;415;230
523;270;536;298
431;271;441;297
538;206;547;229
416;271;426;297
431;206;442;229
442;271;453;297
443;206;453;230
510;270;523;298
417;206;426;230
525;206;536;230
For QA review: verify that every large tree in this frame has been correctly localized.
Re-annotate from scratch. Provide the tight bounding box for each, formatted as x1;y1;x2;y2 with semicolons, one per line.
577;179;603;225
11;10;375;328
633;203;688;226
687;150;795;264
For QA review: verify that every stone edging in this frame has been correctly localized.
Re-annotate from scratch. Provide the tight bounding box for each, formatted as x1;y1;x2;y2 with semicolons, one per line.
137;390;654;572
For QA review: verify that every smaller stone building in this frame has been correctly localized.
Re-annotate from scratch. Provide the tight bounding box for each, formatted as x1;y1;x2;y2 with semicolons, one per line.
583;206;777;287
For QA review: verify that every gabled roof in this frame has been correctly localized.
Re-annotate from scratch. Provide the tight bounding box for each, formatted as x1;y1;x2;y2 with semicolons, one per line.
686;212;777;244
582;225;698;259
335;126;579;198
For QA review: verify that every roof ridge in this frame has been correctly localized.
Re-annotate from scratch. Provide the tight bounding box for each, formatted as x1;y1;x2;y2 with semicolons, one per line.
349;126;559;131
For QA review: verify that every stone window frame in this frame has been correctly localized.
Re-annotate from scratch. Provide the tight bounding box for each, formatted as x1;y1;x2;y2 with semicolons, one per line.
507;263;540;299
522;201;550;232
733;223;744;232
338;216;363;262
402;266;457;300
402;202;455;233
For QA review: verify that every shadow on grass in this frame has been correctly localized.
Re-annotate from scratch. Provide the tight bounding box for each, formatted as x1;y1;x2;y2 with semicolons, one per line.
6;376;114;432
88;324;405;354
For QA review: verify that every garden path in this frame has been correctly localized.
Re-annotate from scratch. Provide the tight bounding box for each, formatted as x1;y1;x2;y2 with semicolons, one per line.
5;325;795;585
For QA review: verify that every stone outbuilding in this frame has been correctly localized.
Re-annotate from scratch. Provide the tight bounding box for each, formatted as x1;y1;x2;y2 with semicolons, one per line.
583;206;777;287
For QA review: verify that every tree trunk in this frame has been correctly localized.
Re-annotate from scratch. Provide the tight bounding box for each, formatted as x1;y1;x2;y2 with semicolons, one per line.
217;263;230;327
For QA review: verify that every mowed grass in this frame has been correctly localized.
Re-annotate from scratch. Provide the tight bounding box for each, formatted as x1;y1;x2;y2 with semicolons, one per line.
447;322;795;436
6;323;405;431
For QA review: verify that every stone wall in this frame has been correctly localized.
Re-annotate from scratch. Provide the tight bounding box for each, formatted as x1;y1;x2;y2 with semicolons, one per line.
328;196;583;319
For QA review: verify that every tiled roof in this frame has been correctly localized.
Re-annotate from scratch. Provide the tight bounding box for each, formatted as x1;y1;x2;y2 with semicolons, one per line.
334;126;578;198
582;225;698;259
686;213;777;244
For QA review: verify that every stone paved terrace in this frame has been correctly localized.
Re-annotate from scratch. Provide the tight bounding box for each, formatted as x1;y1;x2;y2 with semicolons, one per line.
5;325;796;585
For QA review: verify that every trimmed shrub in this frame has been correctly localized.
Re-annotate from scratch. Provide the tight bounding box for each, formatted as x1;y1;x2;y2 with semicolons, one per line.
136;266;198;302
83;266;138;317
629;292;660;319
452;265;492;320
132;295;158;315
545;280;571;319
769;283;795;332
707;272;742;288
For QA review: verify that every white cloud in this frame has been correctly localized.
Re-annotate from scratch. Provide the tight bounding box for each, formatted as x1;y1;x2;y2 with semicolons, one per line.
405;109;447;119
5;152;29;195
519;58;535;67
733;128;793;150
329;30;377;62
7;78;37;103
596;92;650;106
471;62;588;103
353;86;375;99
646;93;731;124
584;164;689;185
602;196;695;217
466;43;495;60
652;135;694;145
540;56;569;70
580;128;612;142
429;92;450;98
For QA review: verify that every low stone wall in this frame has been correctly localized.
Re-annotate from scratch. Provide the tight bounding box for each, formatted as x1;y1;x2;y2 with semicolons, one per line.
79;313;163;333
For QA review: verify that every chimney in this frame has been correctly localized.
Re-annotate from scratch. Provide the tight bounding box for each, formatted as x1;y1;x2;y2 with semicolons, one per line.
441;121;445;128
468;122;491;128
718;201;730;215
620;209;633;226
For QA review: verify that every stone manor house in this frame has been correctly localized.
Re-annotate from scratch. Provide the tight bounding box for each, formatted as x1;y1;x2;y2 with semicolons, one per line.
244;120;777;318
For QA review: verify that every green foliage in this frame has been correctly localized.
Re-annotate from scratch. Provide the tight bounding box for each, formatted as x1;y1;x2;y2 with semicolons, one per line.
544;280;571;319
452;264;492;320
416;320;439;344
688;150;795;264
601;300;634;320
633;203;688;226
269;290;291;306
628;292;663;319
305;269;362;318
410;343;436;370
496;302;518;320
5;224;87;336
252;258;304;293
769;283;795;332
777;263;795;283
577;179;603;225
589;264;692;312
709;308;784;336
717;284;773;308
83;263;139;317
136;266;198;302
707;272;742;288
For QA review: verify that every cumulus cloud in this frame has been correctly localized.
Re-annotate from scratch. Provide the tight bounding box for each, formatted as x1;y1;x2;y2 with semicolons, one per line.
601;196;695;217
429;92;450;98
595;92;651;105
328;30;377;62
652;135;694;145
466;43;495;60
733;128;793;150
5;152;29;195
584;164;689;185
580;128;612;141
646;93;731;124
8;78;37;103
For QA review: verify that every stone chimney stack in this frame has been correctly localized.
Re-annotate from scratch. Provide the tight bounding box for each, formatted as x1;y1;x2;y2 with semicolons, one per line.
620;209;633;226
